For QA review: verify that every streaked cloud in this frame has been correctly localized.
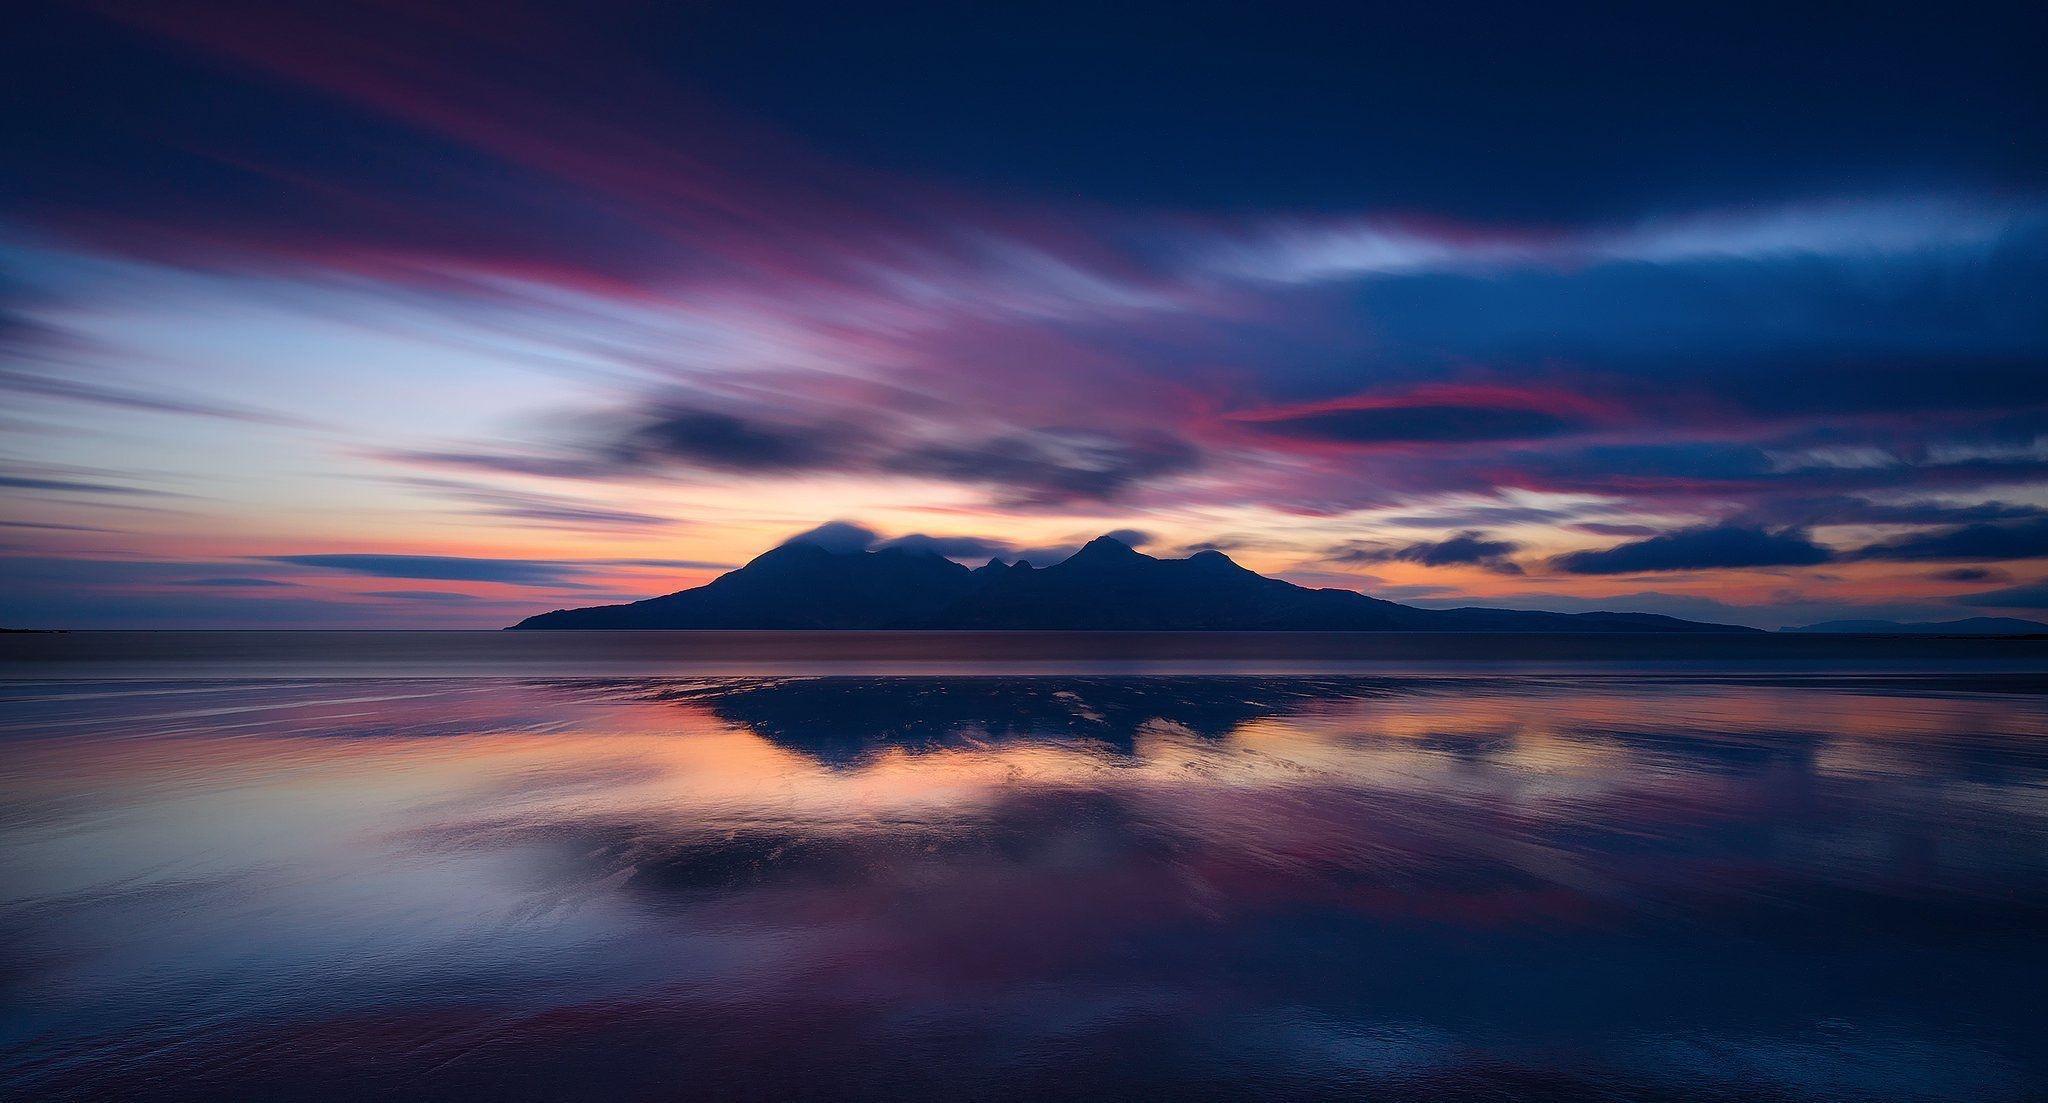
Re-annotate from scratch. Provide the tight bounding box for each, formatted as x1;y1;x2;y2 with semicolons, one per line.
1326;532;1525;575
3;4;2044;626
1552;526;1836;575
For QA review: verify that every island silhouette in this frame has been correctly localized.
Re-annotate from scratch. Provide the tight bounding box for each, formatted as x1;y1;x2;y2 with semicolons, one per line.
511;532;1756;632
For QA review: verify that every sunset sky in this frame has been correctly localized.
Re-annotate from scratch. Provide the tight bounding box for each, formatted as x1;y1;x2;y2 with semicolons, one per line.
4;1;2045;628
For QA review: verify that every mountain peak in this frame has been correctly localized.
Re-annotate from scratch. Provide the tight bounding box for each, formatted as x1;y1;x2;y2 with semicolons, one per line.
746;539;832;567
1185;547;1253;574
1068;534;1145;562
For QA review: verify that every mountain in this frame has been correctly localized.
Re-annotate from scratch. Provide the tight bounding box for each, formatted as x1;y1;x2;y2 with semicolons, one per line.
511;533;1758;632
1782;617;2048;635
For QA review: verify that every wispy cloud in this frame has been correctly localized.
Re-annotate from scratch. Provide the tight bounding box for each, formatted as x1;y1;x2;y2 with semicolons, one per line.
1208;197;2040;285
259;554;598;586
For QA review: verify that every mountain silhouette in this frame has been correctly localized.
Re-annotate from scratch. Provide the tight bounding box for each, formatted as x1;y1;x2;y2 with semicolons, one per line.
511;532;1757;632
1782;617;2048;635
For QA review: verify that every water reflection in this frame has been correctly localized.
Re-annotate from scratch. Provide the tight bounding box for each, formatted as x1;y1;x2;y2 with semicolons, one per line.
2;674;2046;1100
641;675;1392;761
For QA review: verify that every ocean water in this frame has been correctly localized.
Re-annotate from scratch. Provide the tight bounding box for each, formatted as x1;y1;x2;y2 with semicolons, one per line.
3;633;2047;1100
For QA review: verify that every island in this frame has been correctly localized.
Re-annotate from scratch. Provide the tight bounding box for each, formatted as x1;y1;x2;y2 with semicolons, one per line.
510;533;1758;632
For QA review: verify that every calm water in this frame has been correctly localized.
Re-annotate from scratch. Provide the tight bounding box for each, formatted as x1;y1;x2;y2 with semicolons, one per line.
4;634;2048;1100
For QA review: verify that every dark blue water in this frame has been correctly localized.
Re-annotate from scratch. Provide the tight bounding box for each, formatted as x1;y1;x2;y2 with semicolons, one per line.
3;634;2046;1099
6;629;2048;677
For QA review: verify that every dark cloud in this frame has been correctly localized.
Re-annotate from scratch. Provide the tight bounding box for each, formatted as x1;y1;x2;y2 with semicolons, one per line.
767;524;1157;567
1552;526;1835;575
165;577;299;588
1852;519;2048;562
1953;581;2048;610
1742;496;2048;528
260;554;590;585
615;407;868;473
1477;437;2048;508
885;429;1199;506
1932;567;2006;583
1571;522;1662;537
781;521;881;554
0;520;120;533
1328;530;1524;575
392;478;678;530
1384;506;1569;528
0;474;168;496
597;558;732;571
464;501;676;529
1178;536;1270;554
1243;405;1581;445
797;525;1133;564
396;411;1198;509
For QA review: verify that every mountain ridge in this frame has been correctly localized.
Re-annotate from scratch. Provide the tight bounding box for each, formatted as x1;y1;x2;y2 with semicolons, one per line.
510;533;1760;632
1782;617;2048;635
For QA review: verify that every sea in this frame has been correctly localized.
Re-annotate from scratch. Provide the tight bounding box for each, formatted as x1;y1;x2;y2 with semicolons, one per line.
3;631;2046;1100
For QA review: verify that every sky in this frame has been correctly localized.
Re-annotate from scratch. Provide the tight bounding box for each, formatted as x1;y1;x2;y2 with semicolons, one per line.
3;0;2046;629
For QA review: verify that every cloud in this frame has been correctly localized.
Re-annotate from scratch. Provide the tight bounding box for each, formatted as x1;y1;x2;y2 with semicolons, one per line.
392;478;679;530
0;555;512;628
1932;567;2006;583
596;558;732;570
1384;505;1569;529
1851;519;2048;561
383;450;625;481
793;525;1156;564
1552;525;1835;574
613;407;869;473
259;554;591;585
781;521;881;554
397;407;1199;508
883;429;1199;506
1482;437;2048;503
10;2;2048;623
0;367;297;424
1230;386;1607;448
1246;405;1580;445
1328;530;1524;574
1570;522;1661;537
775;523;1159;565
0;474;168;496
1952;581;2048;609
165;577;298;588
1217;197;2038;286
0;520;120;533
1742;496;2048;528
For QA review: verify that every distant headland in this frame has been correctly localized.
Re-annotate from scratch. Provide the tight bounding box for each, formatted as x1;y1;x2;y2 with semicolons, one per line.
510;532;1758;633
